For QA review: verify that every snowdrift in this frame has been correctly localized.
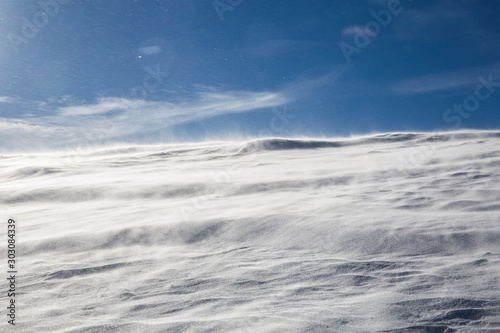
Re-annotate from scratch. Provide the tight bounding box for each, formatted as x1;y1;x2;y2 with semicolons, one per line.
2;130;500;332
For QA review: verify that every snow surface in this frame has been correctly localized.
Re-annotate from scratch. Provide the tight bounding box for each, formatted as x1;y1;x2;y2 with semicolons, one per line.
2;130;500;332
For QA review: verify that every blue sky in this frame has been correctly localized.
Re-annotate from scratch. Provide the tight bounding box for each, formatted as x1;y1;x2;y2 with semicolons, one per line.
1;0;500;151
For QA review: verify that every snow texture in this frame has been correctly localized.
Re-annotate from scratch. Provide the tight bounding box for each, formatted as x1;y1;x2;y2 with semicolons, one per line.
2;130;500;332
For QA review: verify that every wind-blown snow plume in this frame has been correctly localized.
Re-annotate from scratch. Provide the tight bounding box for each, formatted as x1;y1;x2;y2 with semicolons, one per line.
2;130;500;332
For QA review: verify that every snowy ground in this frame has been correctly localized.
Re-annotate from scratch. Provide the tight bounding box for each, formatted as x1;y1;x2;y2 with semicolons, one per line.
2;130;500;332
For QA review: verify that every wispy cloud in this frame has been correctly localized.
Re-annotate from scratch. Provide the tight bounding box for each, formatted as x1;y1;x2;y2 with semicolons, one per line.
393;0;480;41
0;96;15;103
245;39;333;58
0;89;288;151
59;99;149;117
392;64;500;95
59;91;286;123
341;26;376;38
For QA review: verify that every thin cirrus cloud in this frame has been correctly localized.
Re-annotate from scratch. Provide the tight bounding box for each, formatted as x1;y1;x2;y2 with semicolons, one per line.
137;45;162;56
0;89;288;152
0;96;15;103
393;1;475;40
341;26;376;38
391;64;500;95
59;90;287;122
245;39;334;58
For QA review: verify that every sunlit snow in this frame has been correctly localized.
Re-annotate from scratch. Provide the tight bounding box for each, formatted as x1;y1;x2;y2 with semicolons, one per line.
2;131;500;332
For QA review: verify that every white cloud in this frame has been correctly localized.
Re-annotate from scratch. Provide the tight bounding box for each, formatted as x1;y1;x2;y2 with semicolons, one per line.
0;96;15;103
392;64;500;94
138;45;162;56
341;26;376;38
0;89;288;151
59;91;286;122
59;98;149;116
